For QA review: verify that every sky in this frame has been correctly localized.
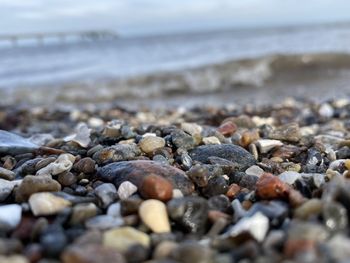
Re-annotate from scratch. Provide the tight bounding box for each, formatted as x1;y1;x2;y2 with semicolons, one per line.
1;0;350;36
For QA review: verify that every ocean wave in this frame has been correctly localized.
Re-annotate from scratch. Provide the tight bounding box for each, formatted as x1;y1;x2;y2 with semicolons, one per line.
2;52;350;104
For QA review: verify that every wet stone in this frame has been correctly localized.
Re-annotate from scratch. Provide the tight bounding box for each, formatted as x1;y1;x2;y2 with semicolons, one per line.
40;225;67;258
189;144;256;171
139;175;173;202
16;175;61;202
208;195;231;213
0;130;39;155
62;244;126;263
93;144;141;165
0;179;21;201
118;181;138;200
70;203;98;225
85;215;124;230
0;167;15;180
255;173;290;200
202;176;229;198
0;204;22;231
97;160;194;195
268;123;301;143
139;136;166;154
73;157;96;174
103;227;150;253
186;164;209;187
170;242;214;263
171;130;196;150
139;199;171;233
29;192;71;216
57;172;77;187
94;183;117;208
167;196;208;234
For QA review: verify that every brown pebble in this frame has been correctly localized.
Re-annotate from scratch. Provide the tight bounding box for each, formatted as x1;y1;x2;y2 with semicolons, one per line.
284;239;316;259
139;175;173;202
73;157;96;174
217;121;237;137
226;184;241;199
58;172;77;187
239;130;260;148
62;244;126;263
15;175;61;202
255;173;289;200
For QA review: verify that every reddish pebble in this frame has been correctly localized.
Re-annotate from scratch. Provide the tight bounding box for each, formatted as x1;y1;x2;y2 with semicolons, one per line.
239;130;260;148
284;239;316;259
217;121;237;137
139;175;173;201
226;184;241;199
62;244;126;263
255;173;289;200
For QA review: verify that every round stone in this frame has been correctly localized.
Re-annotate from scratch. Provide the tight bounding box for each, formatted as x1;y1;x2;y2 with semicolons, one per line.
29;192;71;216
139;175;173;201
139;136;165;154
103;227;150;253
139;199;171;233
0;204;22;231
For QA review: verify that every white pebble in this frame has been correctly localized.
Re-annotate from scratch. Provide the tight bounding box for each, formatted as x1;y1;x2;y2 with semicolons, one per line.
118;181;138;200
0;204;22;231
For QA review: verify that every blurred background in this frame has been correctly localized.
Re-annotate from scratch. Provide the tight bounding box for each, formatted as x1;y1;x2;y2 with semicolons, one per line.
1;0;350;108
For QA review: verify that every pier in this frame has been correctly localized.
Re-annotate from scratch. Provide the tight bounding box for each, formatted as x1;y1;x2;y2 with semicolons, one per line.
0;30;118;46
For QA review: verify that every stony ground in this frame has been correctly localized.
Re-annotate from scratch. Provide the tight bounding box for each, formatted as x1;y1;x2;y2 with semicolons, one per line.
0;98;350;263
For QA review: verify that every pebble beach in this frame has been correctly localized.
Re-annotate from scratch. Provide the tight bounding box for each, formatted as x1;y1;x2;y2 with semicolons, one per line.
1;98;350;262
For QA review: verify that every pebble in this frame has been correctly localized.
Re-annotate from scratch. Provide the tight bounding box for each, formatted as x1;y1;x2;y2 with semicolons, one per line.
0;167;15;180
202;136;221;145
294;198;323;219
36;153;75;176
255;173;289;200
202;176;229;197
73;157;96;174
57;172;77;187
0;130;39;155
85;215;124;230
94;183;117;208
189;144;256;170
0;255;28;263
217;121;237;137
103;227;150;253
256;139;283;154
245;165;265;177
225;212;269;242
139;175;173;201
118;181;138;200
139;199;171;233
15;175;61;202
63;123;91;148
268;123;301;142
97;160;194;195
139;136;165;154
171;130;196;150
70;203;97;225
319;103;334;118
170;242;214;263
278;171;302;185
167;196;208;234
62;244;126;263
40;225;67;257
0;204;22;231
181;122;203;136
0;179;22;201
92;144;141;165
29;192;71;216
153;241;179;259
